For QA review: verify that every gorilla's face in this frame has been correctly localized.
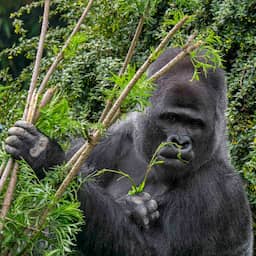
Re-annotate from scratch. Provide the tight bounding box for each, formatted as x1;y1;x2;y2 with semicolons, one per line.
134;52;225;184
150;82;216;180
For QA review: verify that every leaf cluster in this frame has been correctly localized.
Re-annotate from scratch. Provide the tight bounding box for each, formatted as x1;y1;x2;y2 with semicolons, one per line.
0;159;83;255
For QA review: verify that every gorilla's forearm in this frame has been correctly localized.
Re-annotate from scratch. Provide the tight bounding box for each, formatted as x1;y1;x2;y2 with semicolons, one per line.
77;182;155;256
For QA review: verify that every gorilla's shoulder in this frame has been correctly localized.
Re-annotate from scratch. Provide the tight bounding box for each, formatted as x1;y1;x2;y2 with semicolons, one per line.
87;112;141;167
108;112;141;135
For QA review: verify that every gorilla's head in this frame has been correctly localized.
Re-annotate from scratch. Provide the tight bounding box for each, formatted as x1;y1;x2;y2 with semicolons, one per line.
134;48;227;184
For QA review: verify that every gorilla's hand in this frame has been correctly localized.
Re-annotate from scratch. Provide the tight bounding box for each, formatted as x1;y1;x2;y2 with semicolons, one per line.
5;121;49;162
5;121;65;177
119;192;159;229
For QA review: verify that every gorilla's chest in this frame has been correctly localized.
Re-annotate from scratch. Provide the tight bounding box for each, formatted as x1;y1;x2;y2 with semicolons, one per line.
106;147;148;199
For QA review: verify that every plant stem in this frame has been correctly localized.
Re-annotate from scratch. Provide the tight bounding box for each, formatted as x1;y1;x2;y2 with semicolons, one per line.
23;0;51;121
149;41;203;82
0;160;6;177
0;162;18;231
27;0;94;122
37;0;94;96
0;159;13;193
99;8;147;123
33;87;56;123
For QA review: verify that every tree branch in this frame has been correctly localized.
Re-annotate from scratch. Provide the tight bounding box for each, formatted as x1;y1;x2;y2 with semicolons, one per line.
37;0;94;96
0;162;18;231
23;0;51;121
149;41;203;82
99;7;148;123
0;159;13;193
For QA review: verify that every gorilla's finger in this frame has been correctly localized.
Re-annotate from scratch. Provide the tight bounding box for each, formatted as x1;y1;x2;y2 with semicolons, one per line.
14;120;38;136
5;145;21;159
142;217;149;227
150;211;160;221
140;192;151;201
129;192;151;204
5;135;23;148
8;127;35;142
146;200;158;213
134;204;147;217
129;196;143;205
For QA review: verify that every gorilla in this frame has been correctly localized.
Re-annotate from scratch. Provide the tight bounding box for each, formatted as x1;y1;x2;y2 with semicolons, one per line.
5;48;253;256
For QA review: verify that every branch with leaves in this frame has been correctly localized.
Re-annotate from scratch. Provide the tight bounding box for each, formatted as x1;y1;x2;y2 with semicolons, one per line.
0;0;94;233
0;0;51;232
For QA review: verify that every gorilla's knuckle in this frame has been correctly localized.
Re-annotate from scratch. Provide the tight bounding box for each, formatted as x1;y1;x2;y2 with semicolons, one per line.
5;135;18;145
150;211;160;220
142;217;149;227
140;192;151;201
130;196;143;205
146;200;158;212
5;145;19;158
135;205;147;217
8;127;22;135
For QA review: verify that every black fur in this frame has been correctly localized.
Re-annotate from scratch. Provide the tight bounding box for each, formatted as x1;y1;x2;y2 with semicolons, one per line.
5;48;253;256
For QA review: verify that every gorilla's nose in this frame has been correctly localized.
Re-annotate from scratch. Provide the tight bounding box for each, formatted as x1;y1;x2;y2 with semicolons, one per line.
167;135;192;153
158;135;193;162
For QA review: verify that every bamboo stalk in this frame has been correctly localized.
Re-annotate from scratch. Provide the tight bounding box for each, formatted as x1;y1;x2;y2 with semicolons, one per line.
0;159;13;193
33;87;57;123
118;13;147;76
37;0;94;96
149;41;203;82
109;108;121;126
99;10;147;123
0;161;6;177
23;0;51;121
118;1;150;75
27;91;39;123
0;162;18;231
1;0;94;220
67;142;88;167
183;31;198;50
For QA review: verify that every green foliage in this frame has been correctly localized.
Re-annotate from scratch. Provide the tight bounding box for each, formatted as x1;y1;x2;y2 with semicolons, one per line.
0;160;83;255
107;65;155;112
36;97;83;139
64;33;88;59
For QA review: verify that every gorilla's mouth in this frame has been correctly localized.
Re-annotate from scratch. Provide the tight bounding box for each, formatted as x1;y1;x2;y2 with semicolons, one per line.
157;147;193;165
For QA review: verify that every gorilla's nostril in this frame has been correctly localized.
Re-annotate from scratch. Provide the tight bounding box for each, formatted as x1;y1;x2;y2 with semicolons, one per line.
167;135;192;151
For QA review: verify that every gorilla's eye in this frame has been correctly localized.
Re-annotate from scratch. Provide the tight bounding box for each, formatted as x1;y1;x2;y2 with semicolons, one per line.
159;113;177;122
190;119;205;129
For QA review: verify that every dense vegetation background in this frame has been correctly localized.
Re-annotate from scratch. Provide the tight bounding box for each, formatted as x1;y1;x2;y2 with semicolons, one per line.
0;0;255;254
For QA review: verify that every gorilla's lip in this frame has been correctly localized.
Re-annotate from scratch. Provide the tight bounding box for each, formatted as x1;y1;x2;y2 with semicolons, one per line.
157;154;190;166
157;148;191;164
